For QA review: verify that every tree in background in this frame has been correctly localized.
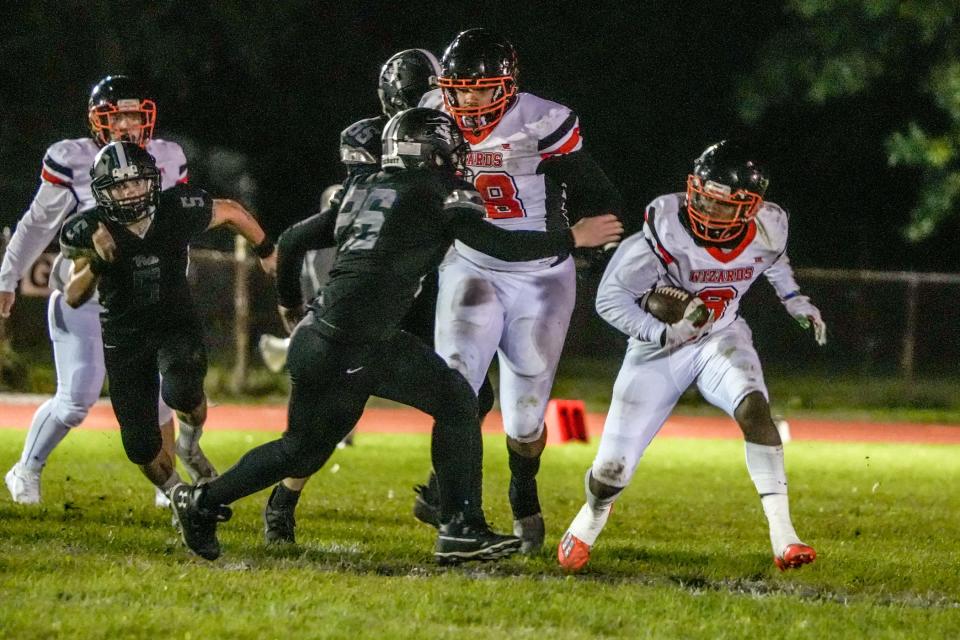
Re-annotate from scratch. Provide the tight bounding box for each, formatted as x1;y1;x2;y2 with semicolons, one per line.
739;0;958;240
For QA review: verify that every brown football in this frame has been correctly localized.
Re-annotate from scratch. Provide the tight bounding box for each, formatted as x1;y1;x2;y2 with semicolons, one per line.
642;286;709;326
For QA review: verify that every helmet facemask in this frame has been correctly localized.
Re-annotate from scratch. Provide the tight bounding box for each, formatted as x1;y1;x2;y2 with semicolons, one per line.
685;174;763;244
438;75;516;136
92;164;160;224
89;98;157;147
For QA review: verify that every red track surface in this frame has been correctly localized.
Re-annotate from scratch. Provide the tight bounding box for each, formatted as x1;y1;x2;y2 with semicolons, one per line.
1;399;958;445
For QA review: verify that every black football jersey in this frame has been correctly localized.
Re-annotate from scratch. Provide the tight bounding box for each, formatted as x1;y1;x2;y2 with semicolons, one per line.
60;183;213;338
339;115;388;182
276;168;575;343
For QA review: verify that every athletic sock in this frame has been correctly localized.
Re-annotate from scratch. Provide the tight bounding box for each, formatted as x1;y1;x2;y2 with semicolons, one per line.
269;482;302;509
569;470;618;545
508;445;542;519
177;420;202;453
20;400;72;473
744;441;801;554
160;470;183;494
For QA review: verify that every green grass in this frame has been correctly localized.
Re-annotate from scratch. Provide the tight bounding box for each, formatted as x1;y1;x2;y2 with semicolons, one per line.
1;428;958;639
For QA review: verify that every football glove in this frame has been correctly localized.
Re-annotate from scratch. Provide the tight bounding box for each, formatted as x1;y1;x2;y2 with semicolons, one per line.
783;294;827;346
661;298;715;349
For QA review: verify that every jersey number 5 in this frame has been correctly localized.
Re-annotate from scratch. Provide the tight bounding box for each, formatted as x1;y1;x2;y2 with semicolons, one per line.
474;172;526;219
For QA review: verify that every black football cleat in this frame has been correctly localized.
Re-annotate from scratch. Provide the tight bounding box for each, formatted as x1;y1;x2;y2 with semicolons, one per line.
413;481;441;529
263;485;297;544
169;483;231;561
434;513;521;565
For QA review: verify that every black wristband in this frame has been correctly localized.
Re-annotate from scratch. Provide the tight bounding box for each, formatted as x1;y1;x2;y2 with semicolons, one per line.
252;238;275;258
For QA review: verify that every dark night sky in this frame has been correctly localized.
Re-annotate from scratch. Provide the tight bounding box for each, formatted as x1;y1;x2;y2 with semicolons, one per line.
1;1;954;271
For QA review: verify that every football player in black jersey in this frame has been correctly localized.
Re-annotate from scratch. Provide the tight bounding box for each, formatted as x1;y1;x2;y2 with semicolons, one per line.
258;48;498;545
59;141;276;507
169;108;622;564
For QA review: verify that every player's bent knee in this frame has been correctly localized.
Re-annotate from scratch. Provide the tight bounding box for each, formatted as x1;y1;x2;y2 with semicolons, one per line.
54;401;92;429
734;391;778;442
122;430;163;465
161;371;205;413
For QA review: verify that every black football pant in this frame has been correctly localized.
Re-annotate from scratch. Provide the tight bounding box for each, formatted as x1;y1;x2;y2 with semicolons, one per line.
200;312;485;522
103;325;207;465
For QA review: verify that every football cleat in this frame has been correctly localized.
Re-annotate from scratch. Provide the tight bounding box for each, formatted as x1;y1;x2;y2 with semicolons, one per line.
513;512;545;554
169;483;231;561
557;530;592;572
258;334;290;374
263;485;297;544
774;543;817;571
176;442;218;483
5;463;41;504
154;486;171;509
412;480;441;529
435;513;521;565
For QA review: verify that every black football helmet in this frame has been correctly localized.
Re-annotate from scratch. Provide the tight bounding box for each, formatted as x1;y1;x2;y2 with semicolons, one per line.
438;28;518;137
90;141;161;224
686;140;769;244
381;108;468;175
378;49;441;117
88;75;157;147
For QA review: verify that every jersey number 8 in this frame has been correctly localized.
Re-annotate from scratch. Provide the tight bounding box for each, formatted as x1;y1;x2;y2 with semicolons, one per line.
474;172;526;219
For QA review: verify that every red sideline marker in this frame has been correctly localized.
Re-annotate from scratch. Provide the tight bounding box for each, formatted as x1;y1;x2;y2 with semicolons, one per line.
546;399;588;445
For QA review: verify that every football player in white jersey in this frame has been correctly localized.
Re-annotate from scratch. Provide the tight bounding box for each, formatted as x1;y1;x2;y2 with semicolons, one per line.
1;75;217;506
557;140;826;573
415;29;623;553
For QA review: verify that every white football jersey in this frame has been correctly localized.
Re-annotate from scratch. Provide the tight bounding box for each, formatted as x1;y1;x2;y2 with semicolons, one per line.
597;193;802;342
420;89;582;271
0;137;188;293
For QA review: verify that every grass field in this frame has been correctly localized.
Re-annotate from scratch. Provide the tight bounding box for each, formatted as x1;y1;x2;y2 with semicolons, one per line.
1;427;958;639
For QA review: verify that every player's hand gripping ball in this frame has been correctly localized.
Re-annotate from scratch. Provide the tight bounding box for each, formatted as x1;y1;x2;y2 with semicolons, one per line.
641;286;710;326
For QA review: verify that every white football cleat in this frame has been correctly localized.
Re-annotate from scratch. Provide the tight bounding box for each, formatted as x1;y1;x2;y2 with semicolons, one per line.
258;334;290;373
5;463;41;504
155;486;172;508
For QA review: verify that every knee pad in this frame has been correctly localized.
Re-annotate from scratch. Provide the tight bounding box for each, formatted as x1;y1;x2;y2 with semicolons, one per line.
121;428;163;465
53;399;93;429
160;365;205;413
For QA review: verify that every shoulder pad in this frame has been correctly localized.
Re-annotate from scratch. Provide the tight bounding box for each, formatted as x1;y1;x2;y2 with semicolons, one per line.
754;201;789;251
417;88;444;110
147;139;189;184
340;116;385;165
514;94;581;157
42;138;97;185
443;185;485;214
162;183;209;208
642;194;685;264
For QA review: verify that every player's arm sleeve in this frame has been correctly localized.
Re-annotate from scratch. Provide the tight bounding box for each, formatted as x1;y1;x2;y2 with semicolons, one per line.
595;233;669;341
0;177;78;292
445;189;574;261
276;208;338;308
538;150;623;223
763;251;804;301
